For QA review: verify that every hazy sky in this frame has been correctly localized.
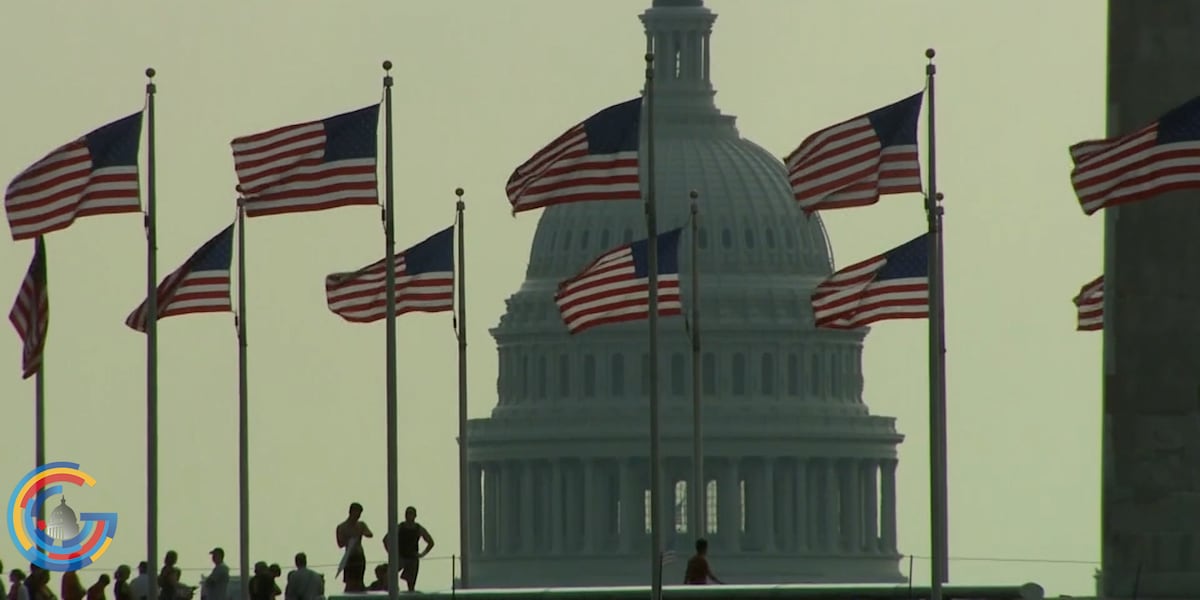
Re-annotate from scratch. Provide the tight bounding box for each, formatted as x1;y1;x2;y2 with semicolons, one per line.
0;1;1105;596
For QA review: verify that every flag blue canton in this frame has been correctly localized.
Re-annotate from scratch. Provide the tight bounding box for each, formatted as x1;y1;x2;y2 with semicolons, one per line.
876;233;929;280
85;112;143;168
322;105;380;162
1156;95;1200;144
403;226;454;274
191;225;235;271
867;92;923;149
629;228;682;278
582;97;642;154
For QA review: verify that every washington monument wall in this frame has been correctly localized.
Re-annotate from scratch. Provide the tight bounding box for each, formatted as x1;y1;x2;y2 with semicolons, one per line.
1103;2;1200;598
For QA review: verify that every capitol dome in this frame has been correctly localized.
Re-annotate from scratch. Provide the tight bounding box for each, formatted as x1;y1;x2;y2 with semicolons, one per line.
465;0;904;587
47;497;81;542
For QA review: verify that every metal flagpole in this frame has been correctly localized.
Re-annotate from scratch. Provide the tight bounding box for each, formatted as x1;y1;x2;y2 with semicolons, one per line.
454;187;470;588
922;48;949;600
687;190;703;541
382;59;401;600
642;51;664;600
35;235;46;477
144;66;160;584
235;198;251;600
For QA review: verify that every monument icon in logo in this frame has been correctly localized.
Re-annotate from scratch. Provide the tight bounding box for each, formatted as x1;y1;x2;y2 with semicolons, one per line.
7;462;118;571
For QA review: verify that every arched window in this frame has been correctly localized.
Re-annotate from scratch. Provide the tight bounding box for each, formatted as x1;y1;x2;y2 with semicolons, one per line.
671;353;685;395
744;228;755;248
721;228;732;248
537;356;547;399
641;353;650;395
810;354;821;397
562;231;573;250
611;354;625;397
584;354;596;397
787;353;800;396
761;353;775;395
580;230;590;249
732;353;746;396
558;355;570;397
705;480;718;534
702;352;716;395
698;227;708;249
765;228;775;248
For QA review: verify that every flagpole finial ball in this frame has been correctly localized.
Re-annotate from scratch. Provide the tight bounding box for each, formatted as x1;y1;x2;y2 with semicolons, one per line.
455;187;464;197
645;53;654;64
936;192;944;201
689;190;698;199
382;60;392;71
925;48;935;59
145;68;156;78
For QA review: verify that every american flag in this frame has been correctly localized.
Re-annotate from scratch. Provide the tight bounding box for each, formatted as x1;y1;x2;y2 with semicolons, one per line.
325;225;454;323
125;224;235;332
231;105;379;218
785;92;924;213
4;112;143;240
1074;275;1103;332
1069;95;1200;215
555;228;682;335
8;237;48;379
810;233;929;329
506;97;641;214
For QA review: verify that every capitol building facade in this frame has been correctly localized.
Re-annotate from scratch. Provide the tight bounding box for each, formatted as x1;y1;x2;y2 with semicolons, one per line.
464;0;904;587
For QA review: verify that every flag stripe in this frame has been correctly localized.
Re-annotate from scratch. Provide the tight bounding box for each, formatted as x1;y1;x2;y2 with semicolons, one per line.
231;105;379;218
1074;275;1103;332
507;98;642;214
785;93;924;213
810;234;929;329
1070;96;1200;214
5;113;143;240
325;227;455;324
125;227;235;333
555;230;683;335
8;238;48;379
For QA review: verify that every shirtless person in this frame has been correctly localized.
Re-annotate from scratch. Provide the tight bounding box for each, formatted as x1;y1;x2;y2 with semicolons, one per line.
683;538;723;585
335;502;374;592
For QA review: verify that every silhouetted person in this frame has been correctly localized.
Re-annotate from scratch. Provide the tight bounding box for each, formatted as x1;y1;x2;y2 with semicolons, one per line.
683;538;722;585
284;554;322;600
86;576;110;600
383;506;434;592
128;564;149;600
112;566;132;600
8;569;30;600
335;502;373;592
202;549;228;600
365;565;388;593
61;571;85;600
266;566;281;600
248;563;271;600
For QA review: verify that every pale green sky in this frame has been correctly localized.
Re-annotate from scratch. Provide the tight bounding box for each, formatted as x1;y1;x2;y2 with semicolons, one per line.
0;0;1105;596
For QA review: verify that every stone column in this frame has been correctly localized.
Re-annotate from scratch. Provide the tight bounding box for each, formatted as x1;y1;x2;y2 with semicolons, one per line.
550;459;564;554
862;459;879;553
468;462;483;556
774;460;791;552
503;460;520;554
823;459;839;551
483;462;499;556
583;458;598;553
521;460;535;553
718;458;740;552
794;458;808;552
759;458;775;552
839;459;860;553
619;458;640;553
881;458;898;553
565;461;581;552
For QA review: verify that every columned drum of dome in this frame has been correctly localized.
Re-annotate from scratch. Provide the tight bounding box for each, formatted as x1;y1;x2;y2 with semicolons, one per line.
465;0;904;586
